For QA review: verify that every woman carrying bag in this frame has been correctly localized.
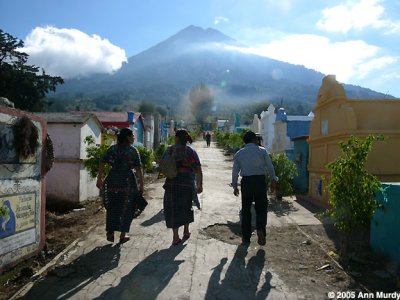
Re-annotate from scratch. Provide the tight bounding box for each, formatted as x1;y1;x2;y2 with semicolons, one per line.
162;129;203;245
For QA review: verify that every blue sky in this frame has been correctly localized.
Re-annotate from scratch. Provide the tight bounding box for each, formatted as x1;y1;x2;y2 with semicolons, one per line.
1;0;399;97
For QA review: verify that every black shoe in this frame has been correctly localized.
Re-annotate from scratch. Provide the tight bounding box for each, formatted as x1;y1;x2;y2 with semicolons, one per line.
106;232;114;243
257;231;266;246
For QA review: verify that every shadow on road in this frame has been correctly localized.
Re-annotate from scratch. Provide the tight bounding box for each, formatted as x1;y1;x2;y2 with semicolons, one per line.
23;244;121;300
140;209;164;227
94;244;186;299
294;194;327;214
205;245;270;299
268;198;298;217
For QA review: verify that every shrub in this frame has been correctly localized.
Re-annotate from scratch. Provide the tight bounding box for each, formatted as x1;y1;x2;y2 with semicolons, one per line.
83;135;110;179
227;132;243;152
189;128;201;142
267;153;297;199
136;146;154;171
83;135;155;177
167;135;174;145
214;130;247;153
155;143;168;160
324;135;384;261
326;135;383;233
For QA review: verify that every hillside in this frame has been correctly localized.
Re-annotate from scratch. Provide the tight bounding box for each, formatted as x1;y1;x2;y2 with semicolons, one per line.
53;25;392;112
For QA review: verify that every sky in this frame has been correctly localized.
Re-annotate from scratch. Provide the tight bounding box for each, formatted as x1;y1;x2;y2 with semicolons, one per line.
1;0;399;97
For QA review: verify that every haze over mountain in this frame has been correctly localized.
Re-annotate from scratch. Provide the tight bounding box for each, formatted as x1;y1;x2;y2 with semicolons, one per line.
54;25;393;112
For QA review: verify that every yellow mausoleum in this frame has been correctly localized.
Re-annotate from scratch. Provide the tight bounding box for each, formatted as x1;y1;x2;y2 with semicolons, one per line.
308;75;400;205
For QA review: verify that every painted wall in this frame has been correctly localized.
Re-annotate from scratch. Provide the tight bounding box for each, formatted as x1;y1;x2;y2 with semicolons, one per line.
80;118;102;201
168;120;175;137
272;108;313;157
48;123;80;159
46;117;101;203
251;114;261;135
293;138;309;194
46;162;80;202
142;113;155;151
127;111;146;146
153;113;161;149
259;104;275;150
272;119;290;154
133;117;145;146
0;107;46;272
308;75;400;204
370;183;400;262
46;123;80;203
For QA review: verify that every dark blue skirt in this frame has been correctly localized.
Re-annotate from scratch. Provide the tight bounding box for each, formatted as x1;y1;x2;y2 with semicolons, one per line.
103;169;138;233
163;173;195;228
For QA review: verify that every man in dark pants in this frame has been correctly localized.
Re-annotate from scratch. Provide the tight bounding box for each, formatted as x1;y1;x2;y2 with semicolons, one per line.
231;131;278;245
205;132;211;147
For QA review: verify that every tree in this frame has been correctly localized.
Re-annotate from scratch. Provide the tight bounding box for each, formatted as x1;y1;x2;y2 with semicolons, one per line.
325;135;384;261
248;101;270;117
189;83;214;125
138;100;155;113
156;106;167;117
0;29;64;111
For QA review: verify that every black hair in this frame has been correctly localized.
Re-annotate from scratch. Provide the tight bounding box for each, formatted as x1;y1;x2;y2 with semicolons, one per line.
175;128;193;144
243;131;257;144
117;128;133;145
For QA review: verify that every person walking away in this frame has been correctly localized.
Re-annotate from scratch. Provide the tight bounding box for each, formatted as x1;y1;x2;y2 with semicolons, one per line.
162;129;203;245
231;131;278;245
96;128;144;243
205;132;211;147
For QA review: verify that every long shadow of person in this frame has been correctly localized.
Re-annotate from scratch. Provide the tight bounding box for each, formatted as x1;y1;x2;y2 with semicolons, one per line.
205;245;270;299
140;208;165;227
94;244;186;300
22;244;121;300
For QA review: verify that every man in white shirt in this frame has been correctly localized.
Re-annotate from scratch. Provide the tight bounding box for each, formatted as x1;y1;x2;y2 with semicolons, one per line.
232;131;278;245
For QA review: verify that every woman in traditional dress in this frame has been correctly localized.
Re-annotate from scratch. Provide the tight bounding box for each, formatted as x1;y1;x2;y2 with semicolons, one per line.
96;128;144;243
163;129;203;245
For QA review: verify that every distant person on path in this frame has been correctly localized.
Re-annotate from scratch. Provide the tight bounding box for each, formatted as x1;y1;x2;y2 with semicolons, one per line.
231;131;278;245
162;129;203;245
205;132;211;147
96;128;144;244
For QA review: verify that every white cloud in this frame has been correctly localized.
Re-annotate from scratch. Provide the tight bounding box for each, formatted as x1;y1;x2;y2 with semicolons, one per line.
214;16;229;25
224;33;398;82
235;27;285;45
317;0;400;34
380;72;400;79
381;19;400;34
21;26;127;78
356;56;398;78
